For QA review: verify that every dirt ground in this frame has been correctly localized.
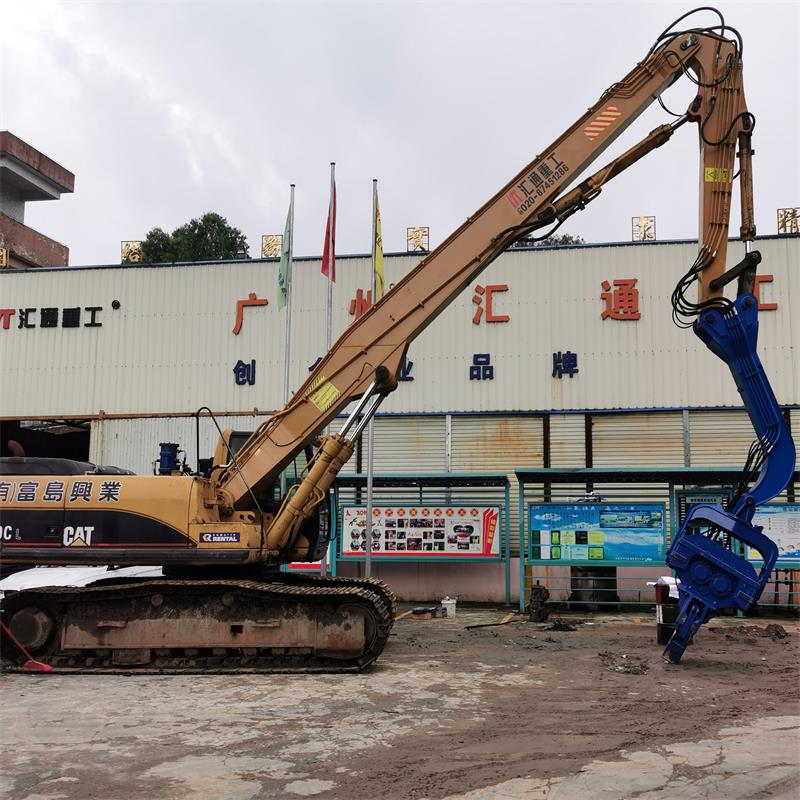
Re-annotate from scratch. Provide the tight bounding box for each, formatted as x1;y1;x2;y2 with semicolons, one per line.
1;607;799;799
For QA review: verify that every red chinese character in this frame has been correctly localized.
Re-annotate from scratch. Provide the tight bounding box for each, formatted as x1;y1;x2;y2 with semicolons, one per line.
506;188;524;208
753;275;777;311
348;288;373;321
472;284;510;324
0;309;16;330
601;278;641;320
232;292;268;335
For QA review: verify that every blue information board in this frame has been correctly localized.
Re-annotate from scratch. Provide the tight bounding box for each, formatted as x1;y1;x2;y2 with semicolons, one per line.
527;503;666;565
747;504;800;566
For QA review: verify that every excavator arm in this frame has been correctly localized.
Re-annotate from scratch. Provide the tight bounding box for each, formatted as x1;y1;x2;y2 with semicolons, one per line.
220;24;745;514
220;11;789;525
212;10;794;665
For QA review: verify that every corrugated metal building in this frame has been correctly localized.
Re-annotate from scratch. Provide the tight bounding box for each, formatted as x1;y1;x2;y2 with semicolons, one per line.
1;235;797;600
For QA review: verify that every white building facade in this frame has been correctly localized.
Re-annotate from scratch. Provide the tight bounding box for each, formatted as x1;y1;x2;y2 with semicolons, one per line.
2;236;797;601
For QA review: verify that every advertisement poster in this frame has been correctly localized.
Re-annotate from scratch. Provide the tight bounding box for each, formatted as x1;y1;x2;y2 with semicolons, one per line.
747;504;800;565
528;503;665;564
341;505;501;558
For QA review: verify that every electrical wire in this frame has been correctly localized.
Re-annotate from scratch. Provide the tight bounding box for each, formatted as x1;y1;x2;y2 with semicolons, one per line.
700;109;756;147
647;7;726;56
646;5;743;92
730;439;767;509
523;217;569;244
661;47;735;90
647;7;743;59
703;438;767;544
657;96;683;118
497;216;570;250
670;251;732;328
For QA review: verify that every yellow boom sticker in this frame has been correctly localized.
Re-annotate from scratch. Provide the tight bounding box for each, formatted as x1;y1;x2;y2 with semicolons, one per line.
306;375;341;412
704;167;733;183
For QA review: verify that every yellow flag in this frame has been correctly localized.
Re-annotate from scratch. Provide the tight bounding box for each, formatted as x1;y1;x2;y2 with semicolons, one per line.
374;194;385;301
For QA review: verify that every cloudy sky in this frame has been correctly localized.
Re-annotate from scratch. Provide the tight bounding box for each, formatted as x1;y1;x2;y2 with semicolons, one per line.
3;0;798;265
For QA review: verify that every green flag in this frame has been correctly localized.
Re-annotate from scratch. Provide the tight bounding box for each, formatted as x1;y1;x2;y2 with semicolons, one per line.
374;192;385;301
277;202;292;310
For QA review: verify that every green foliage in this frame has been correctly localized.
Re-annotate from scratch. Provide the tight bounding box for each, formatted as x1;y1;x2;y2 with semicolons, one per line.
509;232;586;250
140;227;173;263
140;213;249;263
538;233;586;247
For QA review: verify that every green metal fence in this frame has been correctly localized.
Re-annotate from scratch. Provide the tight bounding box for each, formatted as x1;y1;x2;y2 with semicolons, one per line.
515;467;800;614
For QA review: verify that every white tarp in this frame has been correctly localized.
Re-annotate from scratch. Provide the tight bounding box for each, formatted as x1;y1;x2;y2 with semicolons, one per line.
647;575;680;599
0;565;163;599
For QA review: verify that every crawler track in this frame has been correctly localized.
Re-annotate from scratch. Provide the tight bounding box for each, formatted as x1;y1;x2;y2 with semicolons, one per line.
1;574;395;673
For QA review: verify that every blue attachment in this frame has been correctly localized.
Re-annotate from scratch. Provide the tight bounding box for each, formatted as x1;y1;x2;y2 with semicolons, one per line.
158;442;180;475
664;504;778;663
664;291;795;663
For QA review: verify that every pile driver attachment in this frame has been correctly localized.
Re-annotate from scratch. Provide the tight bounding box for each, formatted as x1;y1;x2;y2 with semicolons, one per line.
664;294;795;662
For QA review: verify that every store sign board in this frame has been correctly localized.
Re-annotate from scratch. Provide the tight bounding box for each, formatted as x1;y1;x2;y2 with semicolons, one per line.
340;505;501;559
747;504;800;566
527;503;666;564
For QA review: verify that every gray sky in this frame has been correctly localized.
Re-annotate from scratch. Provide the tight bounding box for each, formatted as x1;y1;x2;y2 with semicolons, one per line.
3;1;798;265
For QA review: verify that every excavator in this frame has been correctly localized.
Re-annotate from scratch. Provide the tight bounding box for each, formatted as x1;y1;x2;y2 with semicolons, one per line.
0;8;794;671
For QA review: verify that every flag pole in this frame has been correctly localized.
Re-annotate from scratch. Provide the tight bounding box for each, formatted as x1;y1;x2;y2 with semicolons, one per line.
326;162;335;352
322;163;335;577
279;185;295;501
283;184;295;407
365;178;378;579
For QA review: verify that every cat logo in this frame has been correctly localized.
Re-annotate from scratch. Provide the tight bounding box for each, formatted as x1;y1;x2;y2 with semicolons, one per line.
63;525;94;547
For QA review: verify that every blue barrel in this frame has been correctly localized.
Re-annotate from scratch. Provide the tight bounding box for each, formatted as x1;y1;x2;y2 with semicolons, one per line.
158;442;180;475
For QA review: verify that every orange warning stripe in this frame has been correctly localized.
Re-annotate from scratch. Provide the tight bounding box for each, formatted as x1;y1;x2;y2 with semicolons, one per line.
584;105;622;139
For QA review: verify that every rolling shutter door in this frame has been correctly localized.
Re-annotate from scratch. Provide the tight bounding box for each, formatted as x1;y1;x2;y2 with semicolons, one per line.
329;415;447;476
451;415;543;472
371;415;446;473
689;410;754;467
593;412;684;468
549;414;585;467
452;415;544;552
546;414;589;508
337;415;447;511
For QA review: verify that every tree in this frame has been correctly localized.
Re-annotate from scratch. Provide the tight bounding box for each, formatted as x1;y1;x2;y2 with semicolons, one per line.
140;227;173;263
510;232;586;249
535;233;586;247
141;212;249;263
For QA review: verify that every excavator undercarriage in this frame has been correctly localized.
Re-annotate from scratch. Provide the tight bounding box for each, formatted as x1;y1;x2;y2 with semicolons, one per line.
2;573;395;673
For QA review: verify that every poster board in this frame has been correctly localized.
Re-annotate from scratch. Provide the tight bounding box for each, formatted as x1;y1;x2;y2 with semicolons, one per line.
747;504;800;566
339;504;502;561
527;503;666;565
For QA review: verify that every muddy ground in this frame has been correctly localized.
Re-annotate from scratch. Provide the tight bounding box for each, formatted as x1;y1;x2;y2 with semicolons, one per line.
1;608;798;799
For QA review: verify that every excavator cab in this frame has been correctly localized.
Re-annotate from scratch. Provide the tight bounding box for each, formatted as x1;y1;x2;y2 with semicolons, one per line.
209;430;312;508
207;432;329;561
